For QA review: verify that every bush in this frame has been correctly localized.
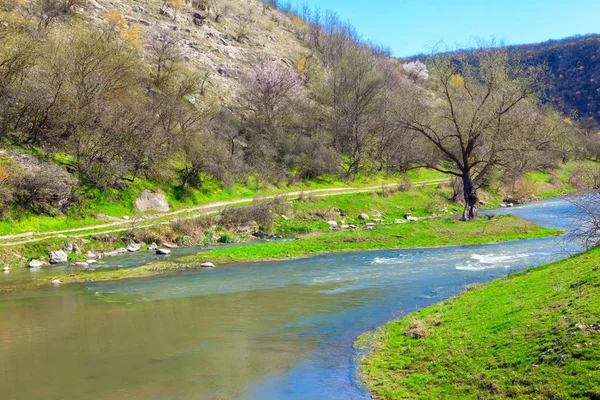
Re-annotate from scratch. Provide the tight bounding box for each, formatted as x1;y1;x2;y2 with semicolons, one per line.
222;196;289;233
398;177;412;192
11;160;74;216
405;318;430;339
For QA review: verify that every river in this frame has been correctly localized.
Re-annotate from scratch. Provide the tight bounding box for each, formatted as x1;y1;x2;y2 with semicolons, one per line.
0;198;582;400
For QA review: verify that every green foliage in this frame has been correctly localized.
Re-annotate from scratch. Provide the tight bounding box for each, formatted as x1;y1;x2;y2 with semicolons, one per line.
360;247;600;399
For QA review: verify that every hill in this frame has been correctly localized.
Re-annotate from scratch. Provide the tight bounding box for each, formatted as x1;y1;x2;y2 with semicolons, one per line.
511;34;600;129
408;34;600;129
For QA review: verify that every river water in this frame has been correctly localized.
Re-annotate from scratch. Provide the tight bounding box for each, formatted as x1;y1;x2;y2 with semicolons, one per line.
0;198;582;400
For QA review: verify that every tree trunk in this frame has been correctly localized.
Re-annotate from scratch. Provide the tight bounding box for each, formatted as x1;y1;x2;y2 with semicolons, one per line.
462;174;479;221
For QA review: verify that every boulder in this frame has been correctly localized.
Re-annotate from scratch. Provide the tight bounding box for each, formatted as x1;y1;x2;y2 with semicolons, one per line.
73;262;89;268
3;266;9;272
104;248;127;257
127;243;141;252
327;220;338;229
51;279;61;286
149;242;158;251
64;242;73;254
49;250;68;265
406;216;418;222
162;242;178;249
86;250;100;259
29;259;43;268
134;190;170;212
358;213;369;221
156;249;171;255
200;262;216;268
86;259;98;265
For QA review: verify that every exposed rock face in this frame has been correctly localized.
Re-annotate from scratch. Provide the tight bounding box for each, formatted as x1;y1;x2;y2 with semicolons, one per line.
134;190;170;212
49;250;68;264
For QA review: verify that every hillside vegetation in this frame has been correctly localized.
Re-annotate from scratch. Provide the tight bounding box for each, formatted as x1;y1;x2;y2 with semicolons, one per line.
0;0;593;264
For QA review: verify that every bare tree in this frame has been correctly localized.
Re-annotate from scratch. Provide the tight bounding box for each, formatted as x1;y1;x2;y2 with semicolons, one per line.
233;16;252;43
394;48;549;220
209;0;230;22
326;45;384;174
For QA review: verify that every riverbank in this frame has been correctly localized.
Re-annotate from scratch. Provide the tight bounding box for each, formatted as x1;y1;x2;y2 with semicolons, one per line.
357;247;600;399
189;215;562;264
11;214;562;291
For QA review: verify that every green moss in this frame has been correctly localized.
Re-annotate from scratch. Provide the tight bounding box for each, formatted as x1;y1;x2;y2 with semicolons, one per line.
359;247;600;399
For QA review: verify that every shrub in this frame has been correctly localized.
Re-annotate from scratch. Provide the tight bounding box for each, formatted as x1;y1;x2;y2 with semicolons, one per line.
11;161;74;216
405;318;430;339
222;196;289;233
398;177;412;192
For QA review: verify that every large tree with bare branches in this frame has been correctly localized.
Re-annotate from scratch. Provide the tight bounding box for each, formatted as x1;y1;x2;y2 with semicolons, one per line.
395;48;552;220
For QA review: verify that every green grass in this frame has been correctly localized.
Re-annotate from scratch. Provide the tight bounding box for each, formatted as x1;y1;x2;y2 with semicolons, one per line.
277;184;454;234
359;247;600;399
15;215;562;290
0;170;444;237
190;216;562;265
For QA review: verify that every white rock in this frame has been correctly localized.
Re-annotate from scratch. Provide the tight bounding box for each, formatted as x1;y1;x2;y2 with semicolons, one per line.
162;242;178;249
407;216;418;222
49;250;68;264
507;203;514;208
127;243;141;252
156;249;171;255
327;220;338;229
73;262;88;267
134;190;170;212
51;279;61;286
86;259;98;265
200;262;216;268
358;213;369;221
123;216;130;221
2;266;9;272
29;259;43;268
149;242;158;251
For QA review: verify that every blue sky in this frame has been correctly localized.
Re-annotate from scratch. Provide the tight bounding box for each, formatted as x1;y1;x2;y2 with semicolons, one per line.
288;0;600;57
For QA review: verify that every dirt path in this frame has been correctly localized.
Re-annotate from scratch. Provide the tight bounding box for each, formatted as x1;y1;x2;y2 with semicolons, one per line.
0;179;449;247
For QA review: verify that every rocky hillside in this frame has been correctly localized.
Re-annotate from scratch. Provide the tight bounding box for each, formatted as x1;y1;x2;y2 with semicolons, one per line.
82;0;313;99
